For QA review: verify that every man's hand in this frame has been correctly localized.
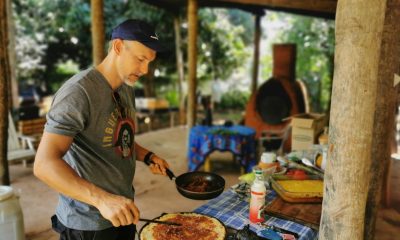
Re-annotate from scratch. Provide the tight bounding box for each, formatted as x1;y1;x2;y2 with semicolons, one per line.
95;193;139;227
35;133;139;227
149;155;170;176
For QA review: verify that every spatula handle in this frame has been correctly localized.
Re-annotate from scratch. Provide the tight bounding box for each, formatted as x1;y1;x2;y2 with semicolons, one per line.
139;218;181;226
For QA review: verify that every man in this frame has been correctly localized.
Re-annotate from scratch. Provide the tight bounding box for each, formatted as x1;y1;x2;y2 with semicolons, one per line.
34;19;170;240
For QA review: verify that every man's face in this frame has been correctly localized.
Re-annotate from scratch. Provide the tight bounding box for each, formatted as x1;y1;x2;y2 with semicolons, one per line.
116;40;156;86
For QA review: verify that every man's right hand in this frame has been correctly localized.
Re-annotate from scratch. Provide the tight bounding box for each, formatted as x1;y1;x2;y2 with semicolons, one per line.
96;193;140;227
34;132;140;227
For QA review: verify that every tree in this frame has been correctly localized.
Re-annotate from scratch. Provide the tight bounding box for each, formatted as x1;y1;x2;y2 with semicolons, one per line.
281;16;334;112
196;8;252;84
261;12;335;112
12;1;254;101
0;0;11;185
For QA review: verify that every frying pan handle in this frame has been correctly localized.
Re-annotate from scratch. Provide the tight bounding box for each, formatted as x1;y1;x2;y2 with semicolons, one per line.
144;159;176;180
165;168;176;180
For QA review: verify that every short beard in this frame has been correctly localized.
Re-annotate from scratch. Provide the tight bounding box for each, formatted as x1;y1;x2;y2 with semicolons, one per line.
124;78;136;87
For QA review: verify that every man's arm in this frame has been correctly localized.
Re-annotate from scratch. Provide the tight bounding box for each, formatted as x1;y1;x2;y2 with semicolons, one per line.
33;132;139;227
135;142;169;175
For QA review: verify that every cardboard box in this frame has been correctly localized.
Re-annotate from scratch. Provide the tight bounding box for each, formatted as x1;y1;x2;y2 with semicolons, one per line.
291;113;325;150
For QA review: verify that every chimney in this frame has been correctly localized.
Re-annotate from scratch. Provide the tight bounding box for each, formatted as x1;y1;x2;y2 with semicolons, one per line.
273;44;297;82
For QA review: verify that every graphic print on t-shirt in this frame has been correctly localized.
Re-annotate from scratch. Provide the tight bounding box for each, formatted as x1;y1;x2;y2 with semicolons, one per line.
113;118;135;158
102;107;135;158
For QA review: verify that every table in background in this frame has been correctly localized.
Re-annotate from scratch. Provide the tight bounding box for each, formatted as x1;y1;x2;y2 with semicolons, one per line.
194;190;317;240
188;125;256;173
136;107;179;131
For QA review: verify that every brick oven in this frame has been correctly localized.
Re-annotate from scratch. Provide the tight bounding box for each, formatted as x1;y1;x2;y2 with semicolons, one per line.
245;44;308;153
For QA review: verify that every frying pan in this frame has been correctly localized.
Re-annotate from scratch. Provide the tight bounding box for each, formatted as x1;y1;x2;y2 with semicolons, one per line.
145;160;225;200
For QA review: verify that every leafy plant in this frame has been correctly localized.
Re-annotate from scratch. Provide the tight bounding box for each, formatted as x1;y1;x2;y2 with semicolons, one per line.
218;90;250;110
280;16;334;112
197;9;252;83
13;0;254;99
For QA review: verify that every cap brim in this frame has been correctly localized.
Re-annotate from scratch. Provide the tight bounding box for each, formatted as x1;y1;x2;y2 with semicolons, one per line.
141;41;168;53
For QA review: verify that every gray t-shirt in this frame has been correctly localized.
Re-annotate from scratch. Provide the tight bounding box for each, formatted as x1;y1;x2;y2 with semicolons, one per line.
45;68;137;230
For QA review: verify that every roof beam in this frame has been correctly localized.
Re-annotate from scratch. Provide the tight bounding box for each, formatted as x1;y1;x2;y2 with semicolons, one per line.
218;0;337;14
141;0;337;19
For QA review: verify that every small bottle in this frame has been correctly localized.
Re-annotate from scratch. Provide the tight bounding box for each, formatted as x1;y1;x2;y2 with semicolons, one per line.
259;152;278;170
249;167;266;223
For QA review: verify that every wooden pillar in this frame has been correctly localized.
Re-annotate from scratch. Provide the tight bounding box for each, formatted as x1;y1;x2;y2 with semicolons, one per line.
91;0;105;66
0;0;10;185
144;62;156;97
187;0;198;128
319;1;400;239
251;14;261;94
174;15;186;125
364;0;400;239
6;0;18;109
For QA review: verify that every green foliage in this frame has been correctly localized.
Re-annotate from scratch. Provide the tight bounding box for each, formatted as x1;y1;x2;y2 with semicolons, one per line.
226;9;254;45
197;9;252;83
13;0;49;83
13;0;178;92
47;60;80;92
218;90;250;110
13;0;92;89
163;89;179;107
261;12;335;112
13;0;255;103
280;16;334;112
208;128;238;135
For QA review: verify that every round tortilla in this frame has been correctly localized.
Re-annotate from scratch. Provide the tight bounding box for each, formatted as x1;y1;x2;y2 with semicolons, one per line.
140;212;226;240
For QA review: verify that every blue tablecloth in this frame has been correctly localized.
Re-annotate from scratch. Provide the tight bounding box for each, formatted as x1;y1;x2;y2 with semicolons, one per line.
188;125;257;172
194;190;317;240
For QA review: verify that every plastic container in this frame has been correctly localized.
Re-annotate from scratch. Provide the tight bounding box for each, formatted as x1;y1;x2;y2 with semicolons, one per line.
260;152;276;163
271;179;322;203
259;152;280;180
249;168;266;223
259;152;278;169
0;186;25;240
270;177;323;203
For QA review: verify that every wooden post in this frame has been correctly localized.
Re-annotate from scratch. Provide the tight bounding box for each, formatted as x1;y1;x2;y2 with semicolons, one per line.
144;62;156;97
319;1;400;239
187;0;198;128
91;0;105;66
174;15;186;125
364;1;400;239
251;14;261;94
6;0;18;109
0;0;10;185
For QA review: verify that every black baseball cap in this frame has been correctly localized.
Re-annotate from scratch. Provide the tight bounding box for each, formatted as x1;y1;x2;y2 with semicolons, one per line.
111;19;166;52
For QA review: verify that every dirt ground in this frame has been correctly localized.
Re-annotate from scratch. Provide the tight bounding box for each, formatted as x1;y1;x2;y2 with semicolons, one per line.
7;126;400;240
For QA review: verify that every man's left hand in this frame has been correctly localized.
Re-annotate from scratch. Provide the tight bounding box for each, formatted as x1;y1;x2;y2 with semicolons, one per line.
149;155;170;176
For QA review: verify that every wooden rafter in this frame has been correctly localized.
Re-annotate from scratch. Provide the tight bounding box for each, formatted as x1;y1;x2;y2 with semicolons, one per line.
141;0;337;19
221;0;336;13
